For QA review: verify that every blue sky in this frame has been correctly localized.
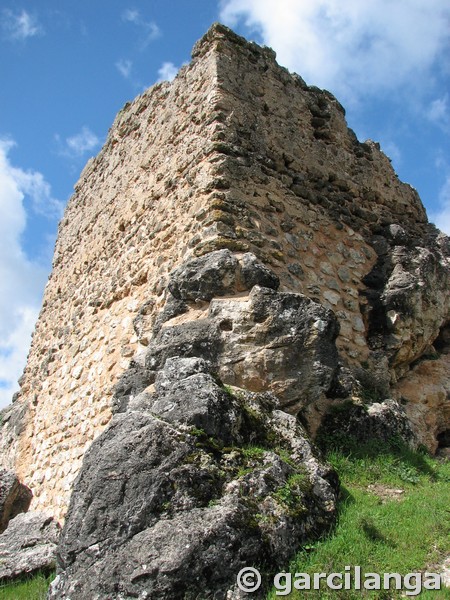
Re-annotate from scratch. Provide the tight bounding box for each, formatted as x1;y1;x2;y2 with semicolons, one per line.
1;0;449;407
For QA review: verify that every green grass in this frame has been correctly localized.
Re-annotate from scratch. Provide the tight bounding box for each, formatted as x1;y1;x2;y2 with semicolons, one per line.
0;571;55;599
267;439;450;599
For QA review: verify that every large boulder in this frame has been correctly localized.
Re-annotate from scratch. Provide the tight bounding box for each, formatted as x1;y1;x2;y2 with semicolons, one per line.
0;512;60;580
362;231;450;378
0;468;32;533
50;357;338;599
316;398;416;450
168;249;279;302
394;338;450;453
209;286;339;412
140;285;339;414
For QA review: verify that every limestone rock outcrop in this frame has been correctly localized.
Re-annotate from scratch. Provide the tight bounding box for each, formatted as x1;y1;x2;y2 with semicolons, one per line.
394;327;450;453
49;358;337;600
362;232;450;375
0;468;32;533
138;252;339;414
0;512;60;580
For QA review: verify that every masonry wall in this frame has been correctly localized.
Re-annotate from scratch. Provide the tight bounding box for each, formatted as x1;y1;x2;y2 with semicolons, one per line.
1;39;226;520
1;24;445;522
187;26;428;364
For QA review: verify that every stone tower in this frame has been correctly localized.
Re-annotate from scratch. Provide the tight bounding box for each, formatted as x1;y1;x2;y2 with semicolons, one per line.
1;23;449;526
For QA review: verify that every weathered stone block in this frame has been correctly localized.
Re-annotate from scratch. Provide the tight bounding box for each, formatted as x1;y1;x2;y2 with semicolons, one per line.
0;512;60;580
0;469;32;534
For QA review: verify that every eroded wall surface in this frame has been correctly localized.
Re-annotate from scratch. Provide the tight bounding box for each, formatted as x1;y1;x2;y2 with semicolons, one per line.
1;24;448;521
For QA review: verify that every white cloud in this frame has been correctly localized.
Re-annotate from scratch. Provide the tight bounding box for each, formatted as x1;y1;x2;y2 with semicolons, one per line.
0;306;39;407
57;126;100;159
66;127;100;156
428;96;448;122
122;9;140;24
220;0;450;103
1;139;62;219
0;139;55;408
116;58;133;79
157;62;179;83
121;8;160;48
1;8;43;41
430;174;450;235
435;150;448;171
427;95;450;130
12;166;63;219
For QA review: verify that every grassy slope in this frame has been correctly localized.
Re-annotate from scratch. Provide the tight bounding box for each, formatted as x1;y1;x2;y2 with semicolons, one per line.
268;438;450;599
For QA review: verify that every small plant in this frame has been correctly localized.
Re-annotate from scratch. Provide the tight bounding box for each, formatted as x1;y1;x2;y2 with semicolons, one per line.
237;466;254;478
189;426;207;438
392;462;420;484
275;447;297;468
188;426;223;452
273;472;309;516
241;446;266;459
234;446;267;478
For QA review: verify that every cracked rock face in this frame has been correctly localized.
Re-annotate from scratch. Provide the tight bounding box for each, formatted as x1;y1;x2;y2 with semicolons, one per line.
0;512;60;580
362;233;450;376
123;250;340;415
145;285;339;413
168;249;280;302
49;357;338;600
0;469;32;534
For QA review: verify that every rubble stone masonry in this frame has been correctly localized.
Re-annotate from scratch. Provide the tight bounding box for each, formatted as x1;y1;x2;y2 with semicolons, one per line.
1;24;448;522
